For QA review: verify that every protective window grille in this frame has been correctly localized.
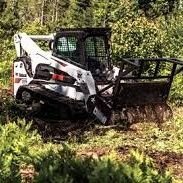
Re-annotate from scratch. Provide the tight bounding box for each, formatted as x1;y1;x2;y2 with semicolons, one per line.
85;36;107;63
56;37;79;62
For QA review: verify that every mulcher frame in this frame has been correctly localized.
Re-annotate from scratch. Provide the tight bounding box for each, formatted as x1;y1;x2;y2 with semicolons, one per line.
99;58;183;109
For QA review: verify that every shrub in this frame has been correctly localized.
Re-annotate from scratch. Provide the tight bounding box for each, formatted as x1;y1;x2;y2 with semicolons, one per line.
36;149;172;183
170;75;183;105
0;120;172;183
0;120;42;182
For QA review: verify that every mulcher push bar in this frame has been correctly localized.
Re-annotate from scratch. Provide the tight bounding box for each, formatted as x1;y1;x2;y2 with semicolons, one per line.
112;58;183;108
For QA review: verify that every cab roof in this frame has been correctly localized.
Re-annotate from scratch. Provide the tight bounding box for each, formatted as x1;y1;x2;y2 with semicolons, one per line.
56;27;111;37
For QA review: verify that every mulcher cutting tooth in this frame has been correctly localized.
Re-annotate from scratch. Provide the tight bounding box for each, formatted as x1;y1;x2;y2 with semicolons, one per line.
109;103;173;126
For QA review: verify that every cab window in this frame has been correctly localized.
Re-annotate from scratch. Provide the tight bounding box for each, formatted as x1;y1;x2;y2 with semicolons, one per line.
85;36;108;72
56;36;79;62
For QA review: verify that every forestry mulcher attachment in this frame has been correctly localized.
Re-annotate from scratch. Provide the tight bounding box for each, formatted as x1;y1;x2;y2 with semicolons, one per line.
13;28;183;124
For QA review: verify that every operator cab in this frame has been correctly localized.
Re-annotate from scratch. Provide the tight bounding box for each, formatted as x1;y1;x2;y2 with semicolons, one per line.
53;28;112;82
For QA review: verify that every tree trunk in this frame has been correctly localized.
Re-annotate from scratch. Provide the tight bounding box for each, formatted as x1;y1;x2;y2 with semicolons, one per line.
41;0;45;26
55;0;58;22
52;0;58;22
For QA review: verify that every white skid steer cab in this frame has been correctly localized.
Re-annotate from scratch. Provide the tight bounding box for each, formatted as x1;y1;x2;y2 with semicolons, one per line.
13;28;183;124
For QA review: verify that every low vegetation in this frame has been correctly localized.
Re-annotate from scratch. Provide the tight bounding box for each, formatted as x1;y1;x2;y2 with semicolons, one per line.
0;120;173;183
0;92;183;182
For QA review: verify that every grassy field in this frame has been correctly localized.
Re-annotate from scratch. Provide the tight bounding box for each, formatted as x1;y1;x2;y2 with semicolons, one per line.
15;106;183;182
0;89;183;182
63;106;183;182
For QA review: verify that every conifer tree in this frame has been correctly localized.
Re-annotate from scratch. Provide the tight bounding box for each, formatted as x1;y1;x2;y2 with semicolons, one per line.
0;0;20;39
66;0;93;27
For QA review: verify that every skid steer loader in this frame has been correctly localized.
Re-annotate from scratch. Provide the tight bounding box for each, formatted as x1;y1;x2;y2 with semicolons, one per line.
13;28;183;124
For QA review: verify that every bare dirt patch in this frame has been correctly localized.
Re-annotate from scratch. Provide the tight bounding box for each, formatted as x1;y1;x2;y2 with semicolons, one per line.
148;151;183;179
117;145;183;179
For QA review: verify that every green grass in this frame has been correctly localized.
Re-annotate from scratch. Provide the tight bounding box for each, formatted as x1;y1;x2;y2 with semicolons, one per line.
65;106;183;182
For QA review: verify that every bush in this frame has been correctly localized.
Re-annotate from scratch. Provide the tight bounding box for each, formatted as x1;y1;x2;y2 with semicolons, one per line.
36;149;172;183
0;39;15;87
112;17;166;58
0;120;42;182
0;120;172;183
170;75;183;105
